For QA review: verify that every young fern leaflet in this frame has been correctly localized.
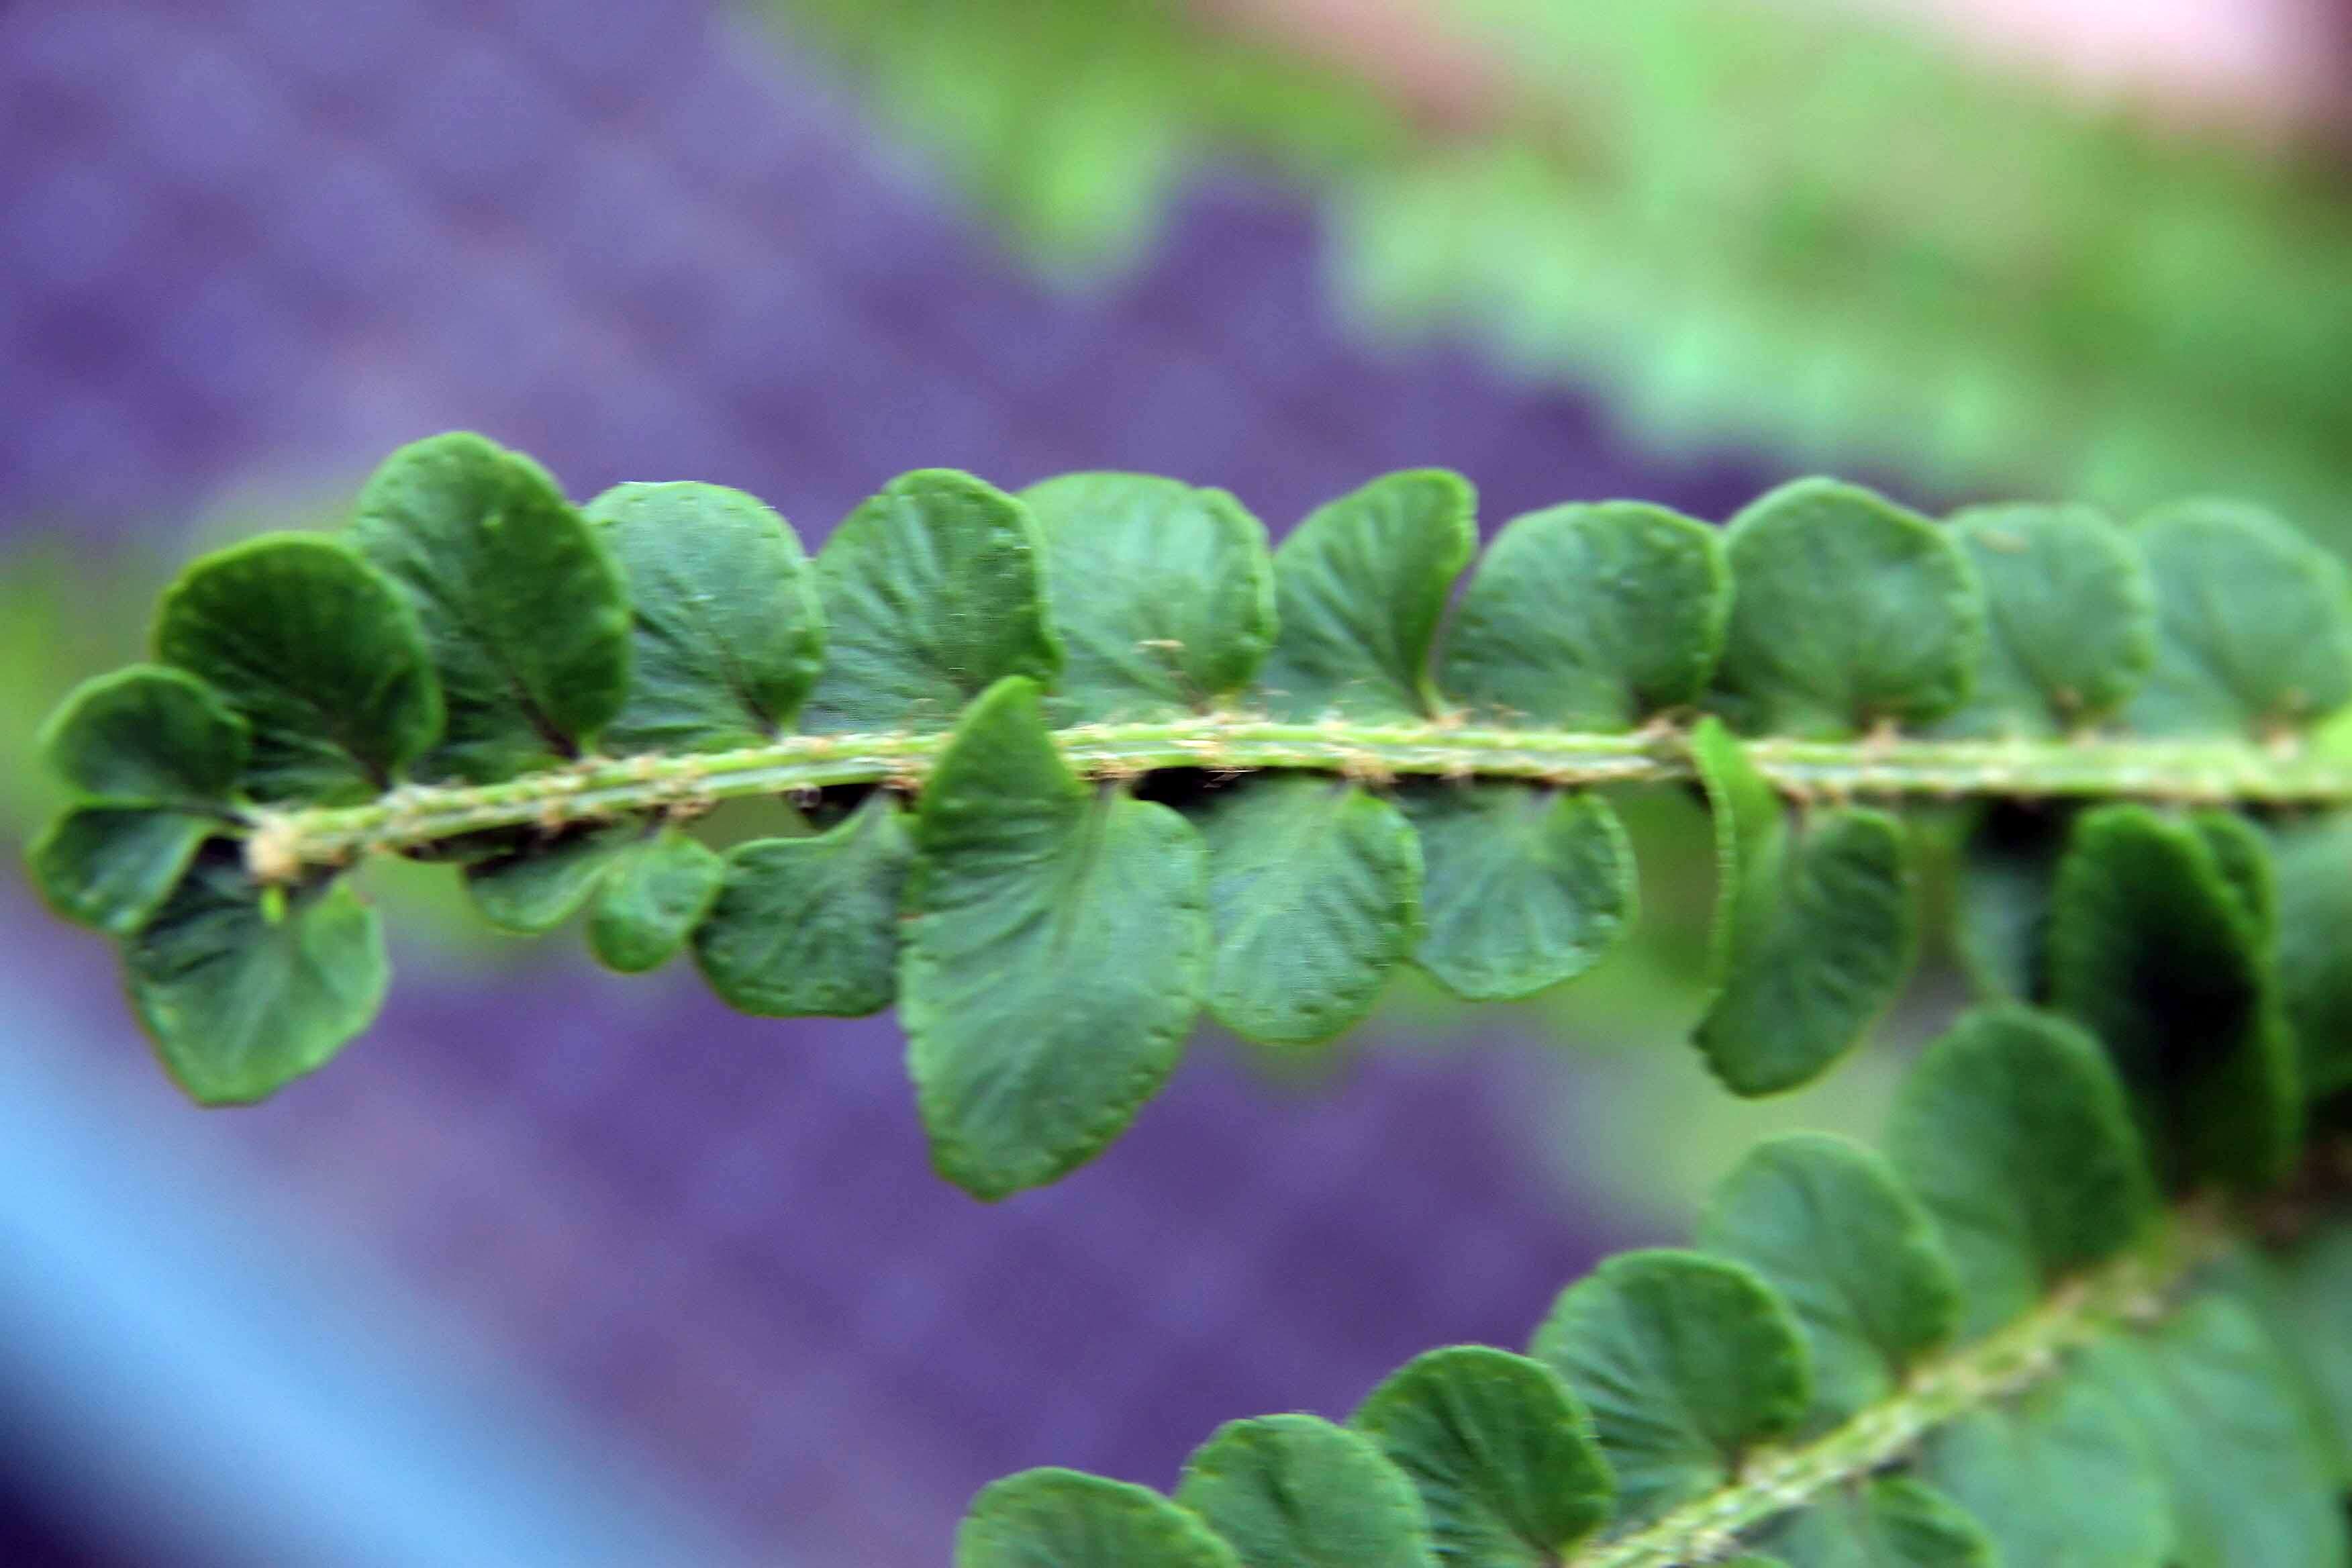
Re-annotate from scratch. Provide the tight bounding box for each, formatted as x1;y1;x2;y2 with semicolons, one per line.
28;431;2352;1200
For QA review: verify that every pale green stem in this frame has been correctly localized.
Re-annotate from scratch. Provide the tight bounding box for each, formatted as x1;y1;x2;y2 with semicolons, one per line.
1567;1208;2224;1567
236;705;2267;1558
242;718;2352;877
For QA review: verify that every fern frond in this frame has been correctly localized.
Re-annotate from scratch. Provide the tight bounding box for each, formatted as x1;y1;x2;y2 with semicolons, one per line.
28;432;2352;1195
954;1006;2352;1567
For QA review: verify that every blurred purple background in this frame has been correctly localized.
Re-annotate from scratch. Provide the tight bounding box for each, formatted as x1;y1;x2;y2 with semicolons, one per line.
0;2;1851;1563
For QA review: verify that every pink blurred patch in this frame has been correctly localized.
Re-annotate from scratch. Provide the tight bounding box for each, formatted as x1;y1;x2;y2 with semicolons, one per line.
1810;0;2345;138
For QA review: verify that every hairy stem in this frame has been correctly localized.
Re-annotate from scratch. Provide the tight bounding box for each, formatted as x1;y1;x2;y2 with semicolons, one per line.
245;718;2352;877
1568;1206;2227;1568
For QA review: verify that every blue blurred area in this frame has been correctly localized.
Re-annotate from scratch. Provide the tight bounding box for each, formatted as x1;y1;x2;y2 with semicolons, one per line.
0;1;1846;1563
0;896;752;1568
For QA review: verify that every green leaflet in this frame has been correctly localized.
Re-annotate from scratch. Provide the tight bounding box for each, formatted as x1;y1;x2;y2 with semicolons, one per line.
903;678;1208;1199
2084;1297;2350;1568
463;822;640;935
1691;718;1916;1095
1697;1134;1959;1429
800;469;1061;733
1950;805;2060;1003
1349;1346;1612;1566
352;432;630;782
1528;1249;1809;1528
1022;472;1275;721
1255;470;1474;721
1936;503;2154;738
1712;479;1983;738
154;534;442;803
30;807;213;935
1887;1006;2156;1338
587;826;724;973
2267;814;2352;1099
2049;803;2301;1192
1191;775;1421;1044
35;429;2352;1246
1436;500;1728;729
39;665;248;805
2234;1224;2352;1480
121;846;389;1106
942;961;2349;1565
1173;1414;1436;1568
2125;497;2352;740
957;1469;1240;1568
692;793;914;1016
1745;1477;1995;1568
1398;783;1634;1001
32;667;246;935
587;481;824;752
1922;1375;2171;1568
2191;809;2277;946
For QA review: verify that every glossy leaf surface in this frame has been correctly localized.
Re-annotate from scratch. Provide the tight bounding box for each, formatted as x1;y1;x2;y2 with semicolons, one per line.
903;679;1207;1198
1351;1347;1611;1567
1936;502;2154;736
123;849;389;1106
2125;497;2352;739
693;794;914;1017
1713;479;1982;737
1024;472;1275;720
30;806;212;935
1193;775;1420;1043
1922;1375;2171;1568
463;822;638;935
1888;1006;2156;1336
156;536;441;802
1400;783;1633;1001
1698;1134;1959;1428
1692;719;1914;1095
1438;501;1728;729
588;481;824;752
1256;470;1473;720
40;665;248;805
801;469;1059;733
2086;1298;2349;1568
1530;1250;1809;1526
957;1470;1239;1568
1746;1478;1995;1568
2238;1224;2352;1479
587;826;725;973
352;432;630;781
1173;1414;1435;1568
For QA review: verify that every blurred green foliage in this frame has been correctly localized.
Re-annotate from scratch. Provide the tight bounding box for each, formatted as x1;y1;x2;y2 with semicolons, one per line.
765;0;2352;546
0;541;173;836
